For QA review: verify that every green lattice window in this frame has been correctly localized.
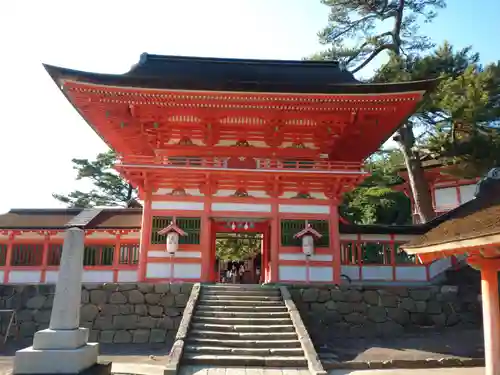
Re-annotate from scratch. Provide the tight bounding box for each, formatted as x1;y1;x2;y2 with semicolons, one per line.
151;216;201;245
0;244;6;266
11;244;43;266
83;245;114;266
280;220;329;248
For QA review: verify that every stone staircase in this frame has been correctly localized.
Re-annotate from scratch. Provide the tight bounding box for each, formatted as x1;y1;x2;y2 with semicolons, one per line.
182;284;309;368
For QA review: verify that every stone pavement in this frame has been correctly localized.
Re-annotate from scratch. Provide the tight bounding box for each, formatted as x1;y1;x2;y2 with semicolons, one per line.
328;368;485;375
177;367;310;374
175;367;486;375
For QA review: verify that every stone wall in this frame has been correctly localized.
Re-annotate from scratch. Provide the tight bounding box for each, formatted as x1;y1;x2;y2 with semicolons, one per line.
0;283;192;344
289;284;481;339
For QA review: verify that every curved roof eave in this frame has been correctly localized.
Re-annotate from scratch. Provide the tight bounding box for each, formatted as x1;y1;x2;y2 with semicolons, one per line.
43;54;438;95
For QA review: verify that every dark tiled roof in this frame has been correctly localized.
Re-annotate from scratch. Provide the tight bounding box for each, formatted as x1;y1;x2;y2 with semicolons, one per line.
0;208;142;229
405;172;500;249
43;53;436;94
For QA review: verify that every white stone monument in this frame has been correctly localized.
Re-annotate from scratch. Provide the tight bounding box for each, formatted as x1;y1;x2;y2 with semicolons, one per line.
14;228;100;374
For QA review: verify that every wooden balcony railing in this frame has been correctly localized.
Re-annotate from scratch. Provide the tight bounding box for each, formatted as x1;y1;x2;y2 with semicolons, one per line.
117;155;364;173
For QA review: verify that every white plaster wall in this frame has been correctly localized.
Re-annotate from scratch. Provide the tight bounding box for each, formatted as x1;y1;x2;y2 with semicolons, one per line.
429;257;452;279
45;271;59;283
395;266;427;281
459;184;476;204
362;266;393;281
279;253;333;262
173;264;201;279
9;271;41;283
146;263;170;278
211;203;271;212
82;270;114;283
117;270;138;282
309;266;333;282
0;271;4;282
341;265;360;281
435;187;459;210
147;251;202;258
278;205;330;214
152;201;204;210
279;265;307;282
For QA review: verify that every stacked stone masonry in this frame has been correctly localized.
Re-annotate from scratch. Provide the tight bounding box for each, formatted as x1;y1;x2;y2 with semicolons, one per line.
288;284;482;338
0;283;193;344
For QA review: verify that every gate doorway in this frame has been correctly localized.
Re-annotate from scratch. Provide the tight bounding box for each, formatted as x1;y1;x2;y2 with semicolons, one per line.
209;219;270;284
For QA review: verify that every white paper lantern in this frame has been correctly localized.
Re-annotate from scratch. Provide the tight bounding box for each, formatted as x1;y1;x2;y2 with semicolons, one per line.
166;232;179;254
302;234;314;256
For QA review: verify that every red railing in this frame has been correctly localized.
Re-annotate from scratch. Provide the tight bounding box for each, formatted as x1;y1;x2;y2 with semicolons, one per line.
339;240;448;282
0;241;139;284
117;155;364;172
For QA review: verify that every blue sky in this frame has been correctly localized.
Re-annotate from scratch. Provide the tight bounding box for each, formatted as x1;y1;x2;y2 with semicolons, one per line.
0;0;498;213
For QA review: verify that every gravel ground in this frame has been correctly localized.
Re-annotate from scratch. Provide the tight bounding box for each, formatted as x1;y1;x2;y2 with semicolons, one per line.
316;328;484;363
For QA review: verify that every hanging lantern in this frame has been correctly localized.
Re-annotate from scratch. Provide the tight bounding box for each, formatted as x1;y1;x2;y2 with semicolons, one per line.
244;222;249;230
157;221;188;254
293;224;322;257
231;222;236;231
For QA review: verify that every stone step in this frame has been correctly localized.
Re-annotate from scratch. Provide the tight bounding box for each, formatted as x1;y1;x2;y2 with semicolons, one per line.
197;299;283;306
182;353;308;367
203;284;278;291
192;316;292;325
199;294;282;301
184;345;305;357
194;310;290;318
202;289;281;296
188;330;298;341
190;323;296;333
196;305;288;312
185;338;302;349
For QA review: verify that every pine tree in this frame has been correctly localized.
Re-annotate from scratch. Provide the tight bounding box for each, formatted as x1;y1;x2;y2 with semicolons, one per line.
53;150;140;208
313;0;447;222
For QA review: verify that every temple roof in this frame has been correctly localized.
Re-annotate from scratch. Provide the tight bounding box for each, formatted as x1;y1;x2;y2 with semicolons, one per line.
404;168;500;251
44;53;435;94
0;208;142;230
0;207;431;235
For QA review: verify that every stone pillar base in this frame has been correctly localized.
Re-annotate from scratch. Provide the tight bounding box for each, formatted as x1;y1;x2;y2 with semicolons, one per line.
13;342;99;374
33;328;89;350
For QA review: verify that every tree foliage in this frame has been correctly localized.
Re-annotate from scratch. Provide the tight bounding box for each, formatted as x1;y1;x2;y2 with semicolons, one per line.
216;235;262;261
341;149;412;225
427;61;500;178
313;0;448;223
53;150;139;208
317;0;446;73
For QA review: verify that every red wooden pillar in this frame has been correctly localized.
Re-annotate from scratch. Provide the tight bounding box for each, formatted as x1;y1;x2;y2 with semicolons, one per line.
138;193;152;282
468;256;500;375
330;202;341;285
40;233;50;283
262;223;270;283
112;233;121;282
481;265;500;375
270;216;279;283
390;234;396;281
3;232;14;284
200;215;212;283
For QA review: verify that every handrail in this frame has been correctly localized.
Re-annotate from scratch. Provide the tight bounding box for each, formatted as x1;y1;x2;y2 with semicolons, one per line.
117;155;364;172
